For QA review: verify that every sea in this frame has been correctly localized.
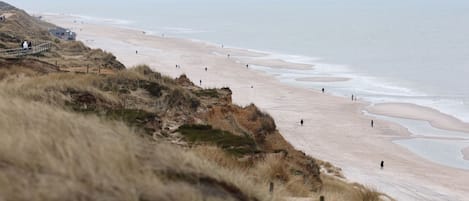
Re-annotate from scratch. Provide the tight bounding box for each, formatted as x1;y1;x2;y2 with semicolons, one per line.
9;0;469;169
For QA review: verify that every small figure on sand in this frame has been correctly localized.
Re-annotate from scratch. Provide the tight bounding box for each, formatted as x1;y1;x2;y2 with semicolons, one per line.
300;119;304;126
371;120;374;128
205;67;207;71
227;54;230;58
351;94;354;101
199;80;202;86
380;160;384;169
251;85;253;88
135;50;138;54
321;88;325;93
246;64;249;68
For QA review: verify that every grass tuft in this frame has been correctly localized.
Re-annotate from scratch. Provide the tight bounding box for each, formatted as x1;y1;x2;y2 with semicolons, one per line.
177;124;259;156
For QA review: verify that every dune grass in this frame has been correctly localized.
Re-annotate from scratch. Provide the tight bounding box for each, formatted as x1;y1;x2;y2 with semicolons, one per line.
0;64;391;200
177;124;259;156
0;94;283;201
311;175;392;201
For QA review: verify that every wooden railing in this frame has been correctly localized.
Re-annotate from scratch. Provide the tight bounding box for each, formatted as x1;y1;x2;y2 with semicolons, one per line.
0;42;52;58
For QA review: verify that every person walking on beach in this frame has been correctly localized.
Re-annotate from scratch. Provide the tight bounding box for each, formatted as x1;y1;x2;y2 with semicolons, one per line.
351;94;354;101
371;120;374;128
300;119;304;126
135;50;138;54
321;88;325;93
380;160;384;169
246;64;249;68
205;67;207;71
199;80;202;86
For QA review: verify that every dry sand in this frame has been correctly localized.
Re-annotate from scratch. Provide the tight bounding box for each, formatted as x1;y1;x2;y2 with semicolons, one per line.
45;14;469;201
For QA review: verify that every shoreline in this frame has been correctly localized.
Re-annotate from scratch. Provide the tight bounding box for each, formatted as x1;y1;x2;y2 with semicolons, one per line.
367;102;469;134
44;14;469;200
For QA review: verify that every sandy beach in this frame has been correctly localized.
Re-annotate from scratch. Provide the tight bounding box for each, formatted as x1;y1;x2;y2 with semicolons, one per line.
44;14;469;200
367;103;469;134
295;77;350;82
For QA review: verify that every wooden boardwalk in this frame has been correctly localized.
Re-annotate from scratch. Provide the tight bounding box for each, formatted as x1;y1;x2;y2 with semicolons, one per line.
0;42;52;58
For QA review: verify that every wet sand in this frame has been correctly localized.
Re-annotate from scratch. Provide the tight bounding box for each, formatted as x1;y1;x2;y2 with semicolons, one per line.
295;77;350;82
44;14;469;201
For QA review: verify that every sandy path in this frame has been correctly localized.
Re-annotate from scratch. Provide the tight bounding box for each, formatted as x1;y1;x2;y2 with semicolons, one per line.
45;14;469;201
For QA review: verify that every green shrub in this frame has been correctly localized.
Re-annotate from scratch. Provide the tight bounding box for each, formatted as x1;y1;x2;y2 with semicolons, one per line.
177;124;258;156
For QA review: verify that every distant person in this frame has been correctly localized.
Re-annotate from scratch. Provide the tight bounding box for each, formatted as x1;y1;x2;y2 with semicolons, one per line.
246;64;249;68
199;80;202;86
351;94;354;101
300;119;304;126
371;120;374;128
380;160;384;169
205;67;207;71
221;44;224;48
22;41;28;50
321;88;325;93
227;54;230;58
251;85;253;88
135;50;138;54
28;41;32;50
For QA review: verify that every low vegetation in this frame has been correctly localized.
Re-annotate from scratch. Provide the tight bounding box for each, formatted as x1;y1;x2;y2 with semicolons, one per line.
178;124;259;156
0;2;392;200
0;95;278;201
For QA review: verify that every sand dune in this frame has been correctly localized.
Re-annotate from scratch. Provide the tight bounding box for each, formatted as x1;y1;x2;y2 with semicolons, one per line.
44;14;469;201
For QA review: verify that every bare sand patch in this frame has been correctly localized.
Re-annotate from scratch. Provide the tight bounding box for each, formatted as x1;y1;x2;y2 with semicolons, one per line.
44;14;469;201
